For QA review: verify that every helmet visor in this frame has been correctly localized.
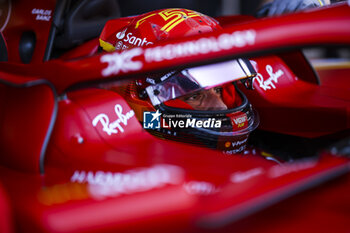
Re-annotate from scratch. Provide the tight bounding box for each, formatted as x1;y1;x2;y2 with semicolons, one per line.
145;59;256;106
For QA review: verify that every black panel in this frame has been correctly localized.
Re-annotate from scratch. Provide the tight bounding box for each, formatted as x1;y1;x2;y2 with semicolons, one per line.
0;33;8;62
19;31;36;64
54;0;121;49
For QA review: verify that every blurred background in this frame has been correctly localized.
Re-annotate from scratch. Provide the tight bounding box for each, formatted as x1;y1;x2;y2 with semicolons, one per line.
116;0;349;60
117;0;263;17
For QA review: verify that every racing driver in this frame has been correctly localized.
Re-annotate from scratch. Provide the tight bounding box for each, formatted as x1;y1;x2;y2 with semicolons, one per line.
99;8;259;155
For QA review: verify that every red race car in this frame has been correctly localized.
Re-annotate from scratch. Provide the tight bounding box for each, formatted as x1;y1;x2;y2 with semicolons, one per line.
0;0;349;232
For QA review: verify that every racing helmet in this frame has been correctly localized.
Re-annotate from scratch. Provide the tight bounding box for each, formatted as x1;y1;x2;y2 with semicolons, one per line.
99;9;259;154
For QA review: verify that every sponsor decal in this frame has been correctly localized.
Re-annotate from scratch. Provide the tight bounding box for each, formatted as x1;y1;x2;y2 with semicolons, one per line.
183;181;218;195
223;146;246;155
228;160;319;183
230;167;265;183
100;47;143;76
100;29;256;76
71;164;184;199
231;114;248;128
268;160;317;178
231;137;248;148
92;104;135;136
143;110;221;129
221;136;248;154
115;41;129;51
144;30;256;63
116;28;127;40
115;28;153;50
255;64;284;91
32;8;52;21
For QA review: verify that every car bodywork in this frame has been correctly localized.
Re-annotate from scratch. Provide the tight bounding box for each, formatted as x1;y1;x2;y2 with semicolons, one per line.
0;1;349;232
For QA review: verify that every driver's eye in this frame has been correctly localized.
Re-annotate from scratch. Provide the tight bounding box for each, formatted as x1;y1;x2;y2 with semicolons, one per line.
186;93;201;101
214;87;223;94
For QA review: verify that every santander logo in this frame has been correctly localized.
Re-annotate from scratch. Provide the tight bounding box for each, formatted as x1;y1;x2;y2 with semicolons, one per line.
116;28;153;47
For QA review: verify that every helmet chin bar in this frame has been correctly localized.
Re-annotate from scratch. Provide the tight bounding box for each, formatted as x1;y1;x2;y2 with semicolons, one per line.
145;85;259;153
